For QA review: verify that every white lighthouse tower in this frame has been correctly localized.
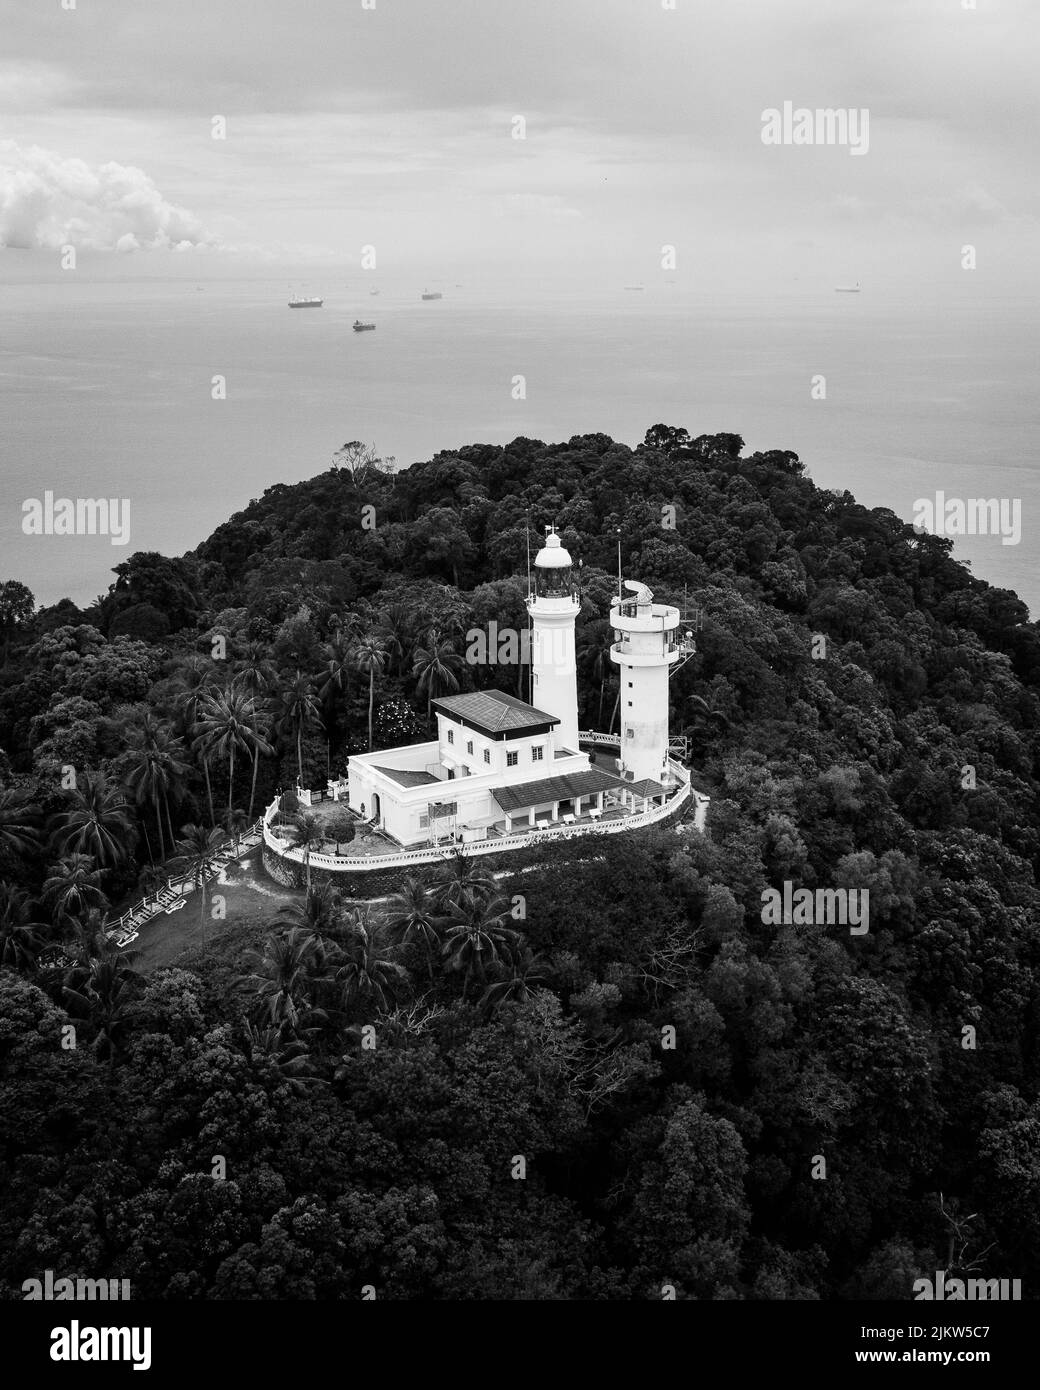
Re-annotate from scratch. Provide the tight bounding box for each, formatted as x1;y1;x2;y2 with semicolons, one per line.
527;528;580;753
610;579;685;784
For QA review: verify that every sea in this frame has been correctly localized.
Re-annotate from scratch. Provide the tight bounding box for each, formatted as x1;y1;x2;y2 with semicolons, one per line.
2;252;1038;619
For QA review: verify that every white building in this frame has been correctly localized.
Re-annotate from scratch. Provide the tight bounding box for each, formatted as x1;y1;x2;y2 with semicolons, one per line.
345;533;688;850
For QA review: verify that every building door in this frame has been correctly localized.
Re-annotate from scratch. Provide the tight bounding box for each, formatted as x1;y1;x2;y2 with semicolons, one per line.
372;792;381;825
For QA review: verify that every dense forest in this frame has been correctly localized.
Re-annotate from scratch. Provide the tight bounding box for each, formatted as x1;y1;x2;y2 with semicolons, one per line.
1;425;1038;1299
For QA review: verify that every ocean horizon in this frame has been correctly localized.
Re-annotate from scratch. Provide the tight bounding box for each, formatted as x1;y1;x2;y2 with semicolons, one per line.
3;251;1037;618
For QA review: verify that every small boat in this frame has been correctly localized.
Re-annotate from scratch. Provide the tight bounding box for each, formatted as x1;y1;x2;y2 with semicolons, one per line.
353;320;376;332
835;283;860;293
289;296;323;308
421;289;442;300
624;285;645;291
370;289;380;296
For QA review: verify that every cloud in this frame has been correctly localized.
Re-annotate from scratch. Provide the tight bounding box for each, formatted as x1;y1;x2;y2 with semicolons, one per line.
0;141;219;251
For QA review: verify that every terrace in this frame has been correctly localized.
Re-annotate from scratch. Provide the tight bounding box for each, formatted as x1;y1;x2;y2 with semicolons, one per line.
263;733;706;876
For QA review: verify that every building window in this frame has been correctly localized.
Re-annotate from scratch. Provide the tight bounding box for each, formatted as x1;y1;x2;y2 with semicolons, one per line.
419;813;430;828
467;740;474;755
627;701;632;707
507;751;518;767
447;729;454;744
626;729;634;739
532;746;544;762
483;749;491;765
627;681;633;688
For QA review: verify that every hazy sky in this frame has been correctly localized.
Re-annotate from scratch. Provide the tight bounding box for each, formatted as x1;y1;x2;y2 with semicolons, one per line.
1;0;1037;288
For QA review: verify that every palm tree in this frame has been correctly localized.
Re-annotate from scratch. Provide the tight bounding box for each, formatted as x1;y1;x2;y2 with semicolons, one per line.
352;634;387;751
190;718;218;829
377;603;415;678
194;689;269;824
578;622;613;727
315;631;355;741
383;875;442;983
169;657;222;739
63;953;141;1070
0;883;46;969
412;628;465;725
335;908;409;1014
231;644;277;705
685;689;731;748
122;716;190;861
293;811;325;892
434;848;497;908
238;927;321;1031
0;787;40;864
243;1021;321;1093
170;823;227;928
232;649;278;819
439;893;520;999
277;882;346;962
50;773;134;869
478;946;550;1011
41;854;108;931
276;671;322;785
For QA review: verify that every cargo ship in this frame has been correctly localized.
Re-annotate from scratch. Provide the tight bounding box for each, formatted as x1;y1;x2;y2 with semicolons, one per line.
421;289;442;300
289;296;323;308
353;320;376;332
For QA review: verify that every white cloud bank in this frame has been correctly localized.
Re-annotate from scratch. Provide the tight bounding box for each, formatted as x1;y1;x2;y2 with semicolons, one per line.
0;141;218;251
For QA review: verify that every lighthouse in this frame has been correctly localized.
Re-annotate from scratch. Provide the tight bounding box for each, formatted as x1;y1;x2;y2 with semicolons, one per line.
527;528;580;752
610;579;685;784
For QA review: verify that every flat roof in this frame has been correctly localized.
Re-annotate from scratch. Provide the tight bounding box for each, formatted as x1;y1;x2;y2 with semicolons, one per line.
433;689;559;738
371;766;440;788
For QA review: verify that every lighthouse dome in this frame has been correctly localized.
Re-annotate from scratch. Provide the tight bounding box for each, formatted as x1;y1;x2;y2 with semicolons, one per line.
534;531;573;568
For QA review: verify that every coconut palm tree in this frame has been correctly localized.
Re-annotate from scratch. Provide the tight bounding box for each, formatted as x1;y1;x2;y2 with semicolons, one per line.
0;787;40;864
194;689;269;824
376;603;415;678
352;633;387;751
478;947;550;1011
238;927;321;1031
63;952;141;1070
434;848;497;908
232;649;278;819
41;854;108;931
439;893;520;999
293;810;325;892
335;908;409;1014
50;773;134;869
231;644;278;705
412;628;465;725
577;621;613;728
315;630;355;743
277;882;346;960
0;883;46;970
170;823;227;928
383;875;443;983
275;671;322;785
242;1021;321;1093
122;716;190;861
169;657;222;739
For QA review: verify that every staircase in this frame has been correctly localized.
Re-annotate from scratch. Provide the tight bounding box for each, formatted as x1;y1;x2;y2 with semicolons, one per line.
104;819;264;946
